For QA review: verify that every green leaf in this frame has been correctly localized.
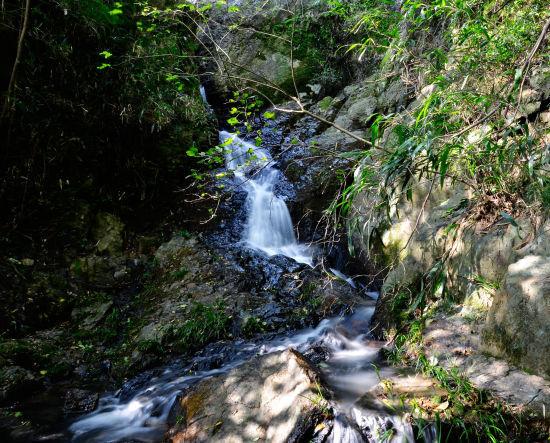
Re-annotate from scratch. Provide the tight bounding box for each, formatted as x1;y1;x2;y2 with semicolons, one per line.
500;212;523;239
108;8;123;15
99;51;112;59
97;63;111;70
439;144;455;186
263;111;276;119
227;117;239;126
442;223;458;236
186;146;199;157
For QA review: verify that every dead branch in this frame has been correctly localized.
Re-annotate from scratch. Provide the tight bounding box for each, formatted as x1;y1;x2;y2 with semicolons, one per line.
1;0;31;123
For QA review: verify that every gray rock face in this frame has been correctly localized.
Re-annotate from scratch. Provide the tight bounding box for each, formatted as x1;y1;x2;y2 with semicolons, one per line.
351;168;550;388
529;67;550;100
71;300;114;331
154;235;195;267
165;349;327;443
92;213;125;256
202;0;319;101
483;255;550;378
309;76;409;153
423;313;550;421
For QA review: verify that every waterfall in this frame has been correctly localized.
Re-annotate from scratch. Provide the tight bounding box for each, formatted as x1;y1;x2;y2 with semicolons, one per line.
64;92;437;442
199;85;208;103
220;131;313;265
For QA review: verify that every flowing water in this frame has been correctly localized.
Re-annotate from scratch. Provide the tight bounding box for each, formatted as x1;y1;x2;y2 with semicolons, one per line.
67;114;435;442
69;305;419;442
220;130;313;265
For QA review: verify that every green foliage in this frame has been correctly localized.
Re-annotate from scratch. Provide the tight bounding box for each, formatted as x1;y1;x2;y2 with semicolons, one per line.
171;267;189;279
385;321;539;442
1;0;215;259
173;229;192;238
170;300;230;351
137;338;163;354
335;0;550;264
300;380;332;417
186;92;272;174
242;316;265;335
0;338;69;376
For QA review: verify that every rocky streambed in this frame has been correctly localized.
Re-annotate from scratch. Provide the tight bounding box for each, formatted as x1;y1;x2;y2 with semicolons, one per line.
1;88;400;442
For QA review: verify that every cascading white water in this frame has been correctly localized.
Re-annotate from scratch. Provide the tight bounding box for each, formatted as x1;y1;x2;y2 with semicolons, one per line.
220;130;313;265
64;93;440;442
199;85;208;103
69;304;426;443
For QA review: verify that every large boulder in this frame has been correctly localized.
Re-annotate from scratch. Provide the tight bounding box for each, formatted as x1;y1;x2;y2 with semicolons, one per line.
483;255;550;378
164;349;328;442
71;300;114;332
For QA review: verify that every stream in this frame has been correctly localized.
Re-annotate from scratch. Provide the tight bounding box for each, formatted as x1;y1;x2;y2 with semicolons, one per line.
66;103;436;442
69;305;423;443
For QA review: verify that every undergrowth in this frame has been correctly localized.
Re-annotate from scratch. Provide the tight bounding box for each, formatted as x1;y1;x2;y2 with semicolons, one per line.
331;0;550;261
382;315;547;442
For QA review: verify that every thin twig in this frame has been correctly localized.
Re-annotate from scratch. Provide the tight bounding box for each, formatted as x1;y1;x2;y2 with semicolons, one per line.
1;0;31;123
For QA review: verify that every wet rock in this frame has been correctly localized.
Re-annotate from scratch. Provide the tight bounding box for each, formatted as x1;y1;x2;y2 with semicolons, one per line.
348;408;405;442
0;366;42;401
129;350;161;373
71;300;114;331
165;349;328;443
303;345;331;364
64;389;99;413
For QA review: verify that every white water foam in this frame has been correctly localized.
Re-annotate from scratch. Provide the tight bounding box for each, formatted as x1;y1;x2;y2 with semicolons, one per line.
220;131;312;265
68;304;431;442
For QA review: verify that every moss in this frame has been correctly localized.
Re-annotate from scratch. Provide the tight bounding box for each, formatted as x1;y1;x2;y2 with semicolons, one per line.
0;339;66;374
136;339;163;355
482;325;526;363
318;96;333;112
183;378;216;423
74;291;111;308
72;328;118;344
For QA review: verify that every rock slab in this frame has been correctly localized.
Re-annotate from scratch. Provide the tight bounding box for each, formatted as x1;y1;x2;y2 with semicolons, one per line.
165;349;326;443
483;255;550;378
